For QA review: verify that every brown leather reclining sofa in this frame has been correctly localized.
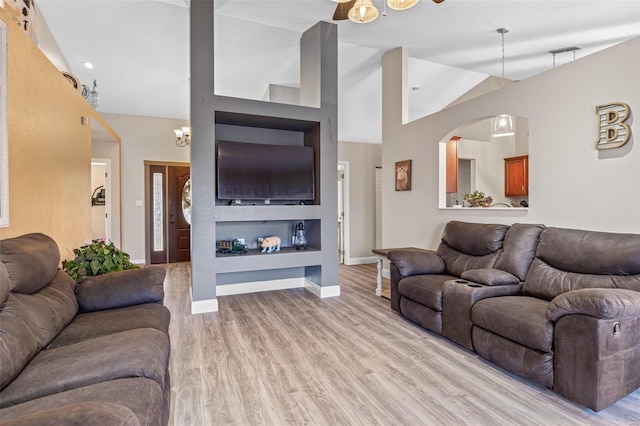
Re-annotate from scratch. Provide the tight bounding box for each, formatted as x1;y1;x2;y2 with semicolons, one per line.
389;220;640;411
0;233;171;425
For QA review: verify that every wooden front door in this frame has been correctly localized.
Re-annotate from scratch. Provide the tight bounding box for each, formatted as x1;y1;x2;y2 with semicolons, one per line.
146;162;191;264
168;165;191;263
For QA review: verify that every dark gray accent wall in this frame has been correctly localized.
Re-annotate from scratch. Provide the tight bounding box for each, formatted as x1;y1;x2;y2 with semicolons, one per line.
190;1;338;304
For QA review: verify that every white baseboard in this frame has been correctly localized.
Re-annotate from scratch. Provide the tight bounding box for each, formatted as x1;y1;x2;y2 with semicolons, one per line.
191;298;219;314
304;280;341;298
131;259;146;266
189;278;340;314
217;278;304;296
344;256;377;266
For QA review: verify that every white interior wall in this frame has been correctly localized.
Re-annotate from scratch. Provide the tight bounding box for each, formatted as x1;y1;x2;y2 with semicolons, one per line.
382;38;640;251
101;113;189;262
407;56;488;122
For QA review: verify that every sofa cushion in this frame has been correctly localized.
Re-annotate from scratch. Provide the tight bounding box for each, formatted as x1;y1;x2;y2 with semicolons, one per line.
436;244;501;277
0;233;60;295
471;296;553;352
523;258;640;301
398;274;455;311
0;378;163;426
440;221;509;256
75;266;166;313
461;269;519;286
0;271;78;391
524;227;640;300
494;223;545;281
0;329;169;407
48;303;171;349
535;227;640;276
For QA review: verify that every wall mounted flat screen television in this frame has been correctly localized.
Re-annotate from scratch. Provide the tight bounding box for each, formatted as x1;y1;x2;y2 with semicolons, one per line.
217;140;315;201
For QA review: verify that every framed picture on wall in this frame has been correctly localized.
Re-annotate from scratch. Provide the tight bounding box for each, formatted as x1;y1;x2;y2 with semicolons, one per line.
0;19;9;227
395;160;411;191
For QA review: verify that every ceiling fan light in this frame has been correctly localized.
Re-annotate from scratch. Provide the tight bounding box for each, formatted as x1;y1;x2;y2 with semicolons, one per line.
493;115;515;137
387;0;419;11
348;0;378;23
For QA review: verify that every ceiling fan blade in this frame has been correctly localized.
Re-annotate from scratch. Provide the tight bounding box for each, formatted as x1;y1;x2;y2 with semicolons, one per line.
333;0;357;21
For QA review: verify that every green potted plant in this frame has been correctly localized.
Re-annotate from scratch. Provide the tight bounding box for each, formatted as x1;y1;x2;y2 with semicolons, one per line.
63;239;139;283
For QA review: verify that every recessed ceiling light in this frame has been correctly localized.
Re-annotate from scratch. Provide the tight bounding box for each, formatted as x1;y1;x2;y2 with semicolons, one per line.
82;61;94;69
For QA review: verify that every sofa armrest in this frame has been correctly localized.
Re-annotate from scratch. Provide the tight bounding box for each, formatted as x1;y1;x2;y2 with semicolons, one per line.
547;288;640;321
75;265;166;313
387;249;444;277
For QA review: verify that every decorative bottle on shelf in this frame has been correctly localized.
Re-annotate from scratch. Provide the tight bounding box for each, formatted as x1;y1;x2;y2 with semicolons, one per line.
294;221;308;250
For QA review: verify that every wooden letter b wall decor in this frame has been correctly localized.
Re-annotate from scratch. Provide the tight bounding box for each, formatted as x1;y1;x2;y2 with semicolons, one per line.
596;102;631;150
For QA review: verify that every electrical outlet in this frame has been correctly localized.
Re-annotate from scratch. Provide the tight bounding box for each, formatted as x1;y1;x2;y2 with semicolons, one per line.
264;199;270;205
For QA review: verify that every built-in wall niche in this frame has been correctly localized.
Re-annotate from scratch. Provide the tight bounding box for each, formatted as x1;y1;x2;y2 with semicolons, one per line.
439;116;529;208
214;111;321;206
216;219;321;255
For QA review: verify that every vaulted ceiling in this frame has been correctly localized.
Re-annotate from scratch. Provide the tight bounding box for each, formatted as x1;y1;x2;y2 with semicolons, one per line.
36;0;640;142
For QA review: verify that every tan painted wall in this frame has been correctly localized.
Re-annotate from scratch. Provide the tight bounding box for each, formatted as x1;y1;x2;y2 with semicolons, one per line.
0;8;116;259
338;141;382;261
382;38;640;250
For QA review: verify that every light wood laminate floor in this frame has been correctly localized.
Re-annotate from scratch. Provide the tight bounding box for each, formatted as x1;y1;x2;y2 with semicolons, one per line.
165;263;640;425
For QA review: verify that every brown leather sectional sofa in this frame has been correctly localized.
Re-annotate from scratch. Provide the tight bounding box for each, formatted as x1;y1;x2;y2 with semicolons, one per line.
0;233;171;425
389;221;640;411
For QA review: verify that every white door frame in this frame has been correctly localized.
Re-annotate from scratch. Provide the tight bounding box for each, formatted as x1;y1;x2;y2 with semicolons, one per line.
338;161;350;265
91;158;112;241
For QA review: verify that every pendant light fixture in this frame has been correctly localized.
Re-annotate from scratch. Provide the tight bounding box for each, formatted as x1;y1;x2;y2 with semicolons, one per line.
493;28;515;138
387;0;419;11
348;0;379;23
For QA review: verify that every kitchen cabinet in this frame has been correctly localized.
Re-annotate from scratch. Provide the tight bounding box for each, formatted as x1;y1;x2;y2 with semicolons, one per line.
446;136;460;193
505;155;528;197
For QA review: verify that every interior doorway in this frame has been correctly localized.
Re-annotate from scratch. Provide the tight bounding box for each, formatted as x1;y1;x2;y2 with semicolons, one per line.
91;159;111;241
375;167;382;249
338;161;349;265
145;161;191;264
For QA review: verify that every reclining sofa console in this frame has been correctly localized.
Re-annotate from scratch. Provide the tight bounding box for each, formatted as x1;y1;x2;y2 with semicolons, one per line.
389;221;640;412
